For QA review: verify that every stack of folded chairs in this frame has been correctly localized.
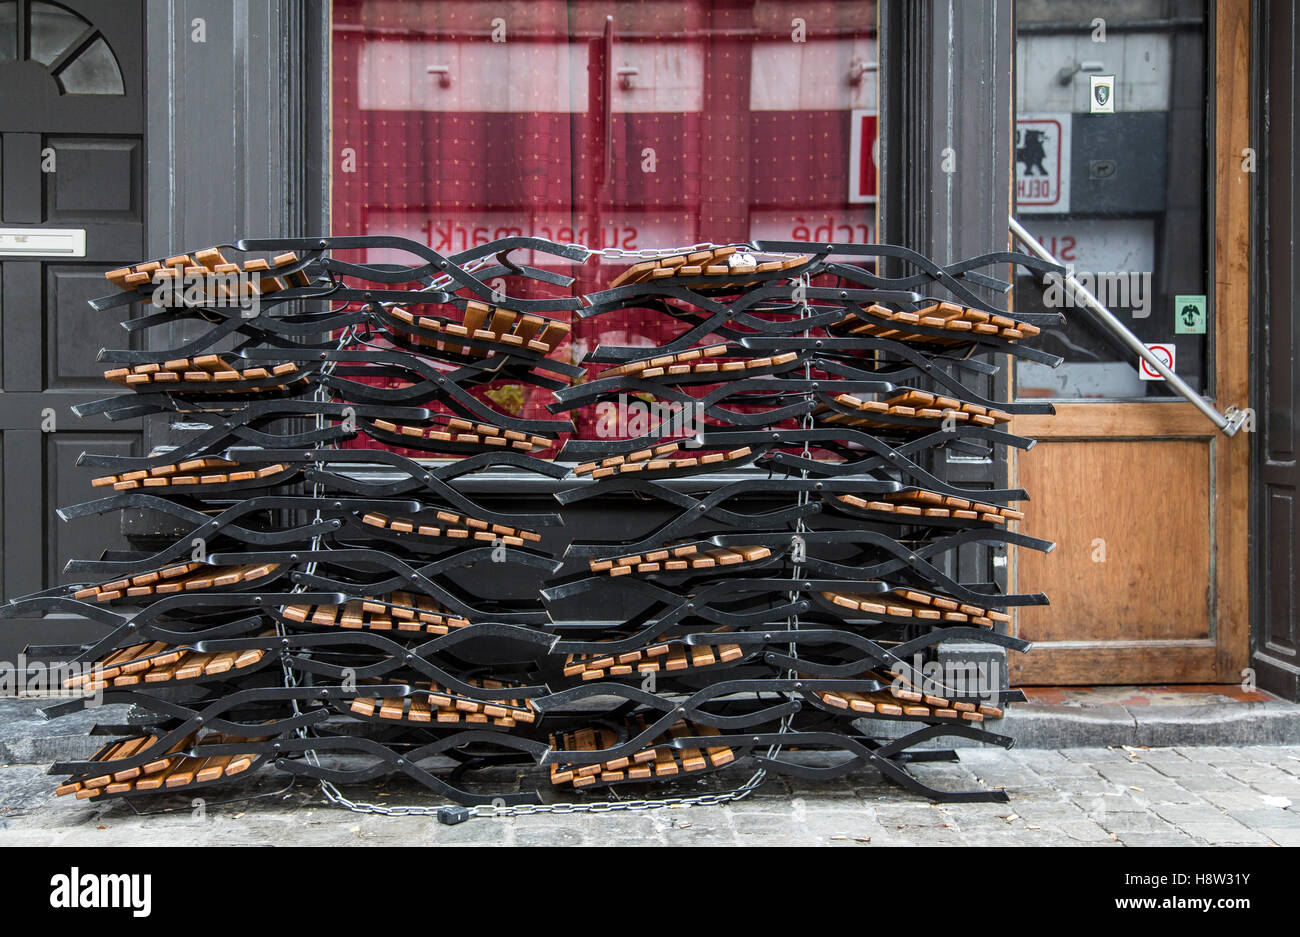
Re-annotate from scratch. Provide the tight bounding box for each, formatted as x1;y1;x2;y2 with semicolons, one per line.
1;235;1063;811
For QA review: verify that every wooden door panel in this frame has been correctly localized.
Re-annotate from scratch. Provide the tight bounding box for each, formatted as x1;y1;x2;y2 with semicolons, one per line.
1013;437;1215;683
1009;403;1227;684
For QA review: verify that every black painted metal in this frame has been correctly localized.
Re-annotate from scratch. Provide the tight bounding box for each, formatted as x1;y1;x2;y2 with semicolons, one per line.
2;235;1062;806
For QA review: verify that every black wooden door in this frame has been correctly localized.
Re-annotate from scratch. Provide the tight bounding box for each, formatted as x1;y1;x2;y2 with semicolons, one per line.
1254;0;1300;701
0;0;145;659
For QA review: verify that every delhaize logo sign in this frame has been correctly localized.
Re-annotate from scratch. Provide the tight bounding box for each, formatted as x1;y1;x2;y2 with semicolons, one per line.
1016;115;1071;214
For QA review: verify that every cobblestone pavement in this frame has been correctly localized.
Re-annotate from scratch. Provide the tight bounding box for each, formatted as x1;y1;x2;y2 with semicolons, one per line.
1;745;1298;846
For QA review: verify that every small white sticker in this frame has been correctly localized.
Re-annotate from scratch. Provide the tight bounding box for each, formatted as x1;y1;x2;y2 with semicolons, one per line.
1139;342;1175;381
1090;75;1116;114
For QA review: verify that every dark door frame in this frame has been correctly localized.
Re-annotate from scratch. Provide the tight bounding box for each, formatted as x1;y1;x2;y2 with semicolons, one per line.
141;0;329;457
1251;0;1300;701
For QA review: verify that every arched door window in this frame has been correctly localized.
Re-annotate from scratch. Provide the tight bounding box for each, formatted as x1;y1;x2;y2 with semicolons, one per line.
0;0;124;95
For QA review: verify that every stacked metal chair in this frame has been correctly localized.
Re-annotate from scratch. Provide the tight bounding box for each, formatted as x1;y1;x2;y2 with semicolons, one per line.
2;236;1064;813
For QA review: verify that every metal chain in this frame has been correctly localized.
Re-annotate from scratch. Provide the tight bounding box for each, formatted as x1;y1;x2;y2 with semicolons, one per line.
567;241;801;263
769;272;816;757
305;767;770;818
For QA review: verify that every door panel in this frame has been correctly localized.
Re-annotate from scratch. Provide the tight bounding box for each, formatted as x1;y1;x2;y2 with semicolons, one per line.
44;135;144;255
46;264;134;389
1013;433;1215;683
47;431;138;585
0;0;144;659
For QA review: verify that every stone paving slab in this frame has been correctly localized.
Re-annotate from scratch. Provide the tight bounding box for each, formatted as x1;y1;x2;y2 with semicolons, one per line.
1;744;1296;846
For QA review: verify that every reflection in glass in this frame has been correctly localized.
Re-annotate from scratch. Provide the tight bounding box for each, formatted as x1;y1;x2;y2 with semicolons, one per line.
330;0;880;451
29;1;87;66
58;36;124;95
1013;0;1209;400
0;1;16;62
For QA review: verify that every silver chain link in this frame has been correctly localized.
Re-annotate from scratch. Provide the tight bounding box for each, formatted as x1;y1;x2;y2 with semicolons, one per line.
771;272;816;753
565;241;805;264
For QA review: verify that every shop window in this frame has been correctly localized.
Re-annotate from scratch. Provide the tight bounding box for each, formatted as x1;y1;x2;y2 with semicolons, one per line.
330;0;878;451
1012;0;1209;400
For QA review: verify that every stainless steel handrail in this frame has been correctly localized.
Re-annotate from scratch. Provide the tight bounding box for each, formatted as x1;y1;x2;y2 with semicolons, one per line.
1009;215;1248;436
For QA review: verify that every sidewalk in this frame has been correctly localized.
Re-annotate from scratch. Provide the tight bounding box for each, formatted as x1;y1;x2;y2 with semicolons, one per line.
2;744;1298;846
3;691;1299;846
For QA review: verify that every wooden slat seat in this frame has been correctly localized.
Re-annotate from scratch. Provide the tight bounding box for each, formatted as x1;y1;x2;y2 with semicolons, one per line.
597;343;730;379
562;630;745;680
838;301;1039;345
358;509;541;545
62;634;270;691
280;591;471;634
368;417;552;453
821;392;1012;431
549;717;735;788
348;677;535;727
835;490;1024;524
608;349;800;380
872;668;1006;719
572;442;679;477
92;459;293;491
589;543;771;576
104;249;310;298
815;681;1001;722
71;562;280;604
608;247;810;290
819;588;1007;626
573;446;752;479
387;301;570;359
56;731;270;799
103;355;304;393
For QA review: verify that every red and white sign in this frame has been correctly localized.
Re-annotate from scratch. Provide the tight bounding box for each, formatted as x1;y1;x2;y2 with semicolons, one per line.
750;209;875;246
363;210;685;265
1139;343;1176;381
1016;114;1071;214
848;109;878;204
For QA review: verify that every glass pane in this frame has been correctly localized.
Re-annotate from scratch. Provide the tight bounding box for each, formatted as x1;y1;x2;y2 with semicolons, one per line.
58;35;123;94
29;1;87;65
0;1;17;62
330;0;879;455
1012;0;1209;400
